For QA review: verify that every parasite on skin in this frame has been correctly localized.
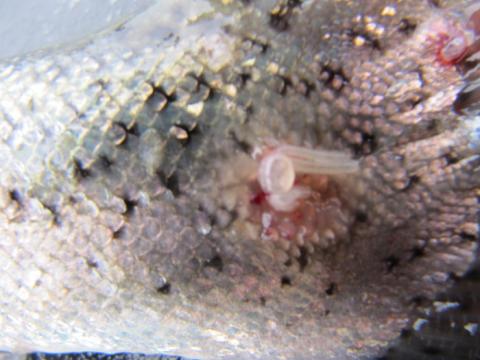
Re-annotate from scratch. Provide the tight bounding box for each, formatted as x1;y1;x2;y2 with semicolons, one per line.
248;144;359;257
257;144;359;211
422;0;480;65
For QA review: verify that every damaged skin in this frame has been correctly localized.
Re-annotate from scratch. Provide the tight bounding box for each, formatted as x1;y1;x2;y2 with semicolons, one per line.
0;0;479;360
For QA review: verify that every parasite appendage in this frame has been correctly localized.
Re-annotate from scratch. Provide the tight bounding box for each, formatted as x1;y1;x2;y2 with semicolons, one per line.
250;144;359;257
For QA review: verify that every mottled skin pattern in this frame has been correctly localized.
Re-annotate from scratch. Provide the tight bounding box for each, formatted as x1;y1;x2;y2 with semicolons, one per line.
0;0;478;359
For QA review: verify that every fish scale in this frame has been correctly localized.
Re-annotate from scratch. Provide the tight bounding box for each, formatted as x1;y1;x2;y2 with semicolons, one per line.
0;0;479;359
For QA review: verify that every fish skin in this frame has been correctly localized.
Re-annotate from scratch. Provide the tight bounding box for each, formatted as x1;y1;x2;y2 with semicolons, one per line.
0;0;479;359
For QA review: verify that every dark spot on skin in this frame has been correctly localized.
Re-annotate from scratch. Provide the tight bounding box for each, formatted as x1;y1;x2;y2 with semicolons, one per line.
408;246;426;261
459;231;477;242
259;296;266;306
406;95;424;110
325;282;337;296
73;158;91;180
243;37;270;54
112;226;125;239
156;282;171;295
41;202;61;226
345;29;382;51
269;0;302;32
353;132;378;157
276;75;293;96
384;255;400;273
123;198;138;216
324;309;330;316
443;153;460;165
86;259;98;269
229;130;252;154
422;346;442;355
284;259;293;267
149;84;177;105
156;170;181;197
171;123;200;147
188;73;215;100
281;275;292;286
453;84;480;115
316;64;349;92
400;329;413;339
355;211;368;223
428;0;442;8
401;175;420;192
8;189;22;205
297;246;309;271
398;18;417;35
115;122;139;148
410;295;429;307
296;78;315;97
203;255;224;272
97;155;114;170
236;72;252;88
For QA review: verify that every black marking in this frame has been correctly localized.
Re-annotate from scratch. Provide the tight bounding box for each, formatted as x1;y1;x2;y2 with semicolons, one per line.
188;73;215;100
156;282;171;295
353;132;378;157
460;231;477;242
41;202;61;226
112;226;125;239
86;259;98;269
325;282;337;296
276;75;293;96
243;36;269;54
284;259;293;267
296;78;315;97
384;255;400;273
269;0;302;32
401;175;420;192
236;72;252;89
73;158;91;180
229;130;252;154
398;18;416;35
428;0;442;8
259;296;266;306
8;189;22;205
410;295;428;307
156;170;181;197
123;198;138;216
355;211;368;223
203;255;224;272
115;122;139;148
97;155;114;170
149;84;177;104
297;246;309;271
422;346;442;355
281;275;292;287
408;246;426;261
345;29;382;51
317;64;349;92
400;329;413;339
171;123;200;147
453;84;480;115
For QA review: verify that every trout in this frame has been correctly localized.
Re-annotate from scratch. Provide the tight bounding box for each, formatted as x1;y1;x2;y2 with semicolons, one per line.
0;0;479;359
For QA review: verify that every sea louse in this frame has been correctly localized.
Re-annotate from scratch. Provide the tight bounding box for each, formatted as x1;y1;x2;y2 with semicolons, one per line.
250;144;359;257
